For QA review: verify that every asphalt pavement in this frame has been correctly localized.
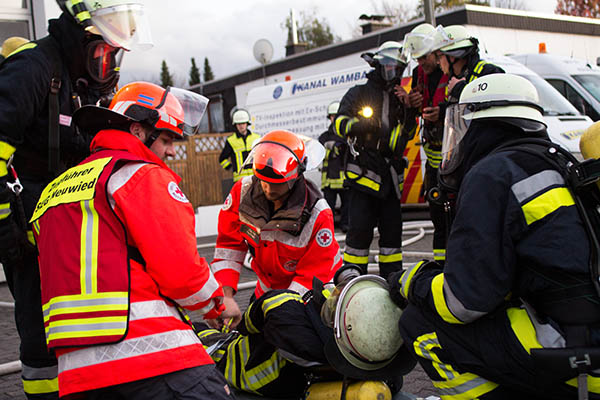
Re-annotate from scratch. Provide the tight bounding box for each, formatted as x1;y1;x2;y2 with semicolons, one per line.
0;212;440;399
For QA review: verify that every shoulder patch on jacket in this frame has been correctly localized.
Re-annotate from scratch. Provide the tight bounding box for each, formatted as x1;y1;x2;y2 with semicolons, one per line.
316;228;333;247
168;181;189;203
222;193;233;210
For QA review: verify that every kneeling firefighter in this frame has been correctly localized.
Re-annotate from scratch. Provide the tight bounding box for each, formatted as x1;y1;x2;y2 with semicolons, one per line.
335;41;419;279
389;73;600;399
196;265;416;399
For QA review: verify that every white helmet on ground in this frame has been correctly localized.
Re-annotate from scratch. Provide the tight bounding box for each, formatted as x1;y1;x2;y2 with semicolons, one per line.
333;275;403;370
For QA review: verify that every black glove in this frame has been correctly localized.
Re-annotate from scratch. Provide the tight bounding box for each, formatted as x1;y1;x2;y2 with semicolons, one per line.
348;118;374;139
387;270;408;309
0;176;24;264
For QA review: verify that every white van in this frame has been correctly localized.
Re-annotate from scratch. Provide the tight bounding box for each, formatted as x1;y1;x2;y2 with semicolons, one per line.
244;66;428;206
510;53;600;121
484;54;593;160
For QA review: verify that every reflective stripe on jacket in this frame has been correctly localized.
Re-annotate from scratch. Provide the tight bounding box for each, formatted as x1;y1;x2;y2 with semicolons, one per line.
219;131;261;182
34;129;223;396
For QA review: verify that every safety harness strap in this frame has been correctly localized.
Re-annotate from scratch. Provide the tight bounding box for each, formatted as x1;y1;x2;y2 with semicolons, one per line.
36;36;64;175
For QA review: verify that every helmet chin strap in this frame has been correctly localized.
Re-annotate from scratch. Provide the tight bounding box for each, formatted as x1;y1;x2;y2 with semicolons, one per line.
144;130;160;148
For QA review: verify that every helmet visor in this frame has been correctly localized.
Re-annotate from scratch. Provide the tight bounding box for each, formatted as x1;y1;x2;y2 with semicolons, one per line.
91;4;153;51
245;142;302;185
160;87;209;137
403;32;434;60
86;40;123;83
441;104;472;175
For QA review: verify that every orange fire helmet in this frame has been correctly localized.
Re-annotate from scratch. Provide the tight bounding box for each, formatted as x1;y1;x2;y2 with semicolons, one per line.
73;81;208;142
246;130;306;184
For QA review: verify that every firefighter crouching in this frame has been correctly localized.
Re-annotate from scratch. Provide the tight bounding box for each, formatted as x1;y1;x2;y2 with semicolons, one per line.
319;100;349;232
210;130;342;329
389;73;600;399
30;82;234;399
219;108;261;182
335;41;418;279
196;265;416;398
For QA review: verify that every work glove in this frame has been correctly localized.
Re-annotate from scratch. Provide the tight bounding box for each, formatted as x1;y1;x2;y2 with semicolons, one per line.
0;168;24;264
348;118;376;139
387;260;442;308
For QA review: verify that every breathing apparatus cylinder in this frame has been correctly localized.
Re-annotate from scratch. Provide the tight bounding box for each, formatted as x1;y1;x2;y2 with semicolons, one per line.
304;380;392;400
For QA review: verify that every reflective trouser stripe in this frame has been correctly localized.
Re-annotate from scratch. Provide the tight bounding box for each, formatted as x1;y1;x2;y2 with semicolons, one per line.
22;364;58;395
346;171;380;192
22;377;59;395
225;335;287;393
343;246;369;265
506;308;600;393
434;249;446;261
414;332;498;399
379;247;402;263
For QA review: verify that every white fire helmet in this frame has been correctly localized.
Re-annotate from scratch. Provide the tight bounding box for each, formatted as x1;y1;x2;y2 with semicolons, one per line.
402;23;435;60
56;0;153;51
441;73;546;176
232;109;251;125
333;275;403;370
327;101;340;116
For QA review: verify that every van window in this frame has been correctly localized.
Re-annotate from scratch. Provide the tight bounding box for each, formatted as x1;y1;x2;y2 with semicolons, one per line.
572;74;600;103
519;75;579;116
546;78;600;121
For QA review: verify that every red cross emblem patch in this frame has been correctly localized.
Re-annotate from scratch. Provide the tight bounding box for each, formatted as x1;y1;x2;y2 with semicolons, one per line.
316;228;333;247
168;181;189;203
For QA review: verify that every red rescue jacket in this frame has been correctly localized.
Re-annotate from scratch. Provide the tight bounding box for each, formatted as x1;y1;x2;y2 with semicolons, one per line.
212;176;341;297
33;129;224;396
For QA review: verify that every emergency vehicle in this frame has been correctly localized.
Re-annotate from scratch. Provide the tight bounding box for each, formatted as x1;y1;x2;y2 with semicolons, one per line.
486;54;593;161
244;65;427;206
510;52;600;122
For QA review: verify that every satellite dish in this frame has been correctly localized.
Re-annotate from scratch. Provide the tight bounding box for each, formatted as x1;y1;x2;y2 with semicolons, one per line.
253;39;274;65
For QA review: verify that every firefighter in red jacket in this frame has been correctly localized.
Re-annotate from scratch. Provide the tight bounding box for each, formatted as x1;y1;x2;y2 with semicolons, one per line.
31;82;234;399
211;130;342;328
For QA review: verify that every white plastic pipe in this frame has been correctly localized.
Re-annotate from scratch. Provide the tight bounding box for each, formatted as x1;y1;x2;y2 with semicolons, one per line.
0;360;21;375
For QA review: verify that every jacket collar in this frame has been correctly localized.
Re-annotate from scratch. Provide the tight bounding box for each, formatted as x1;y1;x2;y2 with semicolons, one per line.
239;176;316;236
90;129;181;182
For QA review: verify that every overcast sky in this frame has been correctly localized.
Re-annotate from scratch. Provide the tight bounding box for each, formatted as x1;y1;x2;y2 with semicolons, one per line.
42;0;558;86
